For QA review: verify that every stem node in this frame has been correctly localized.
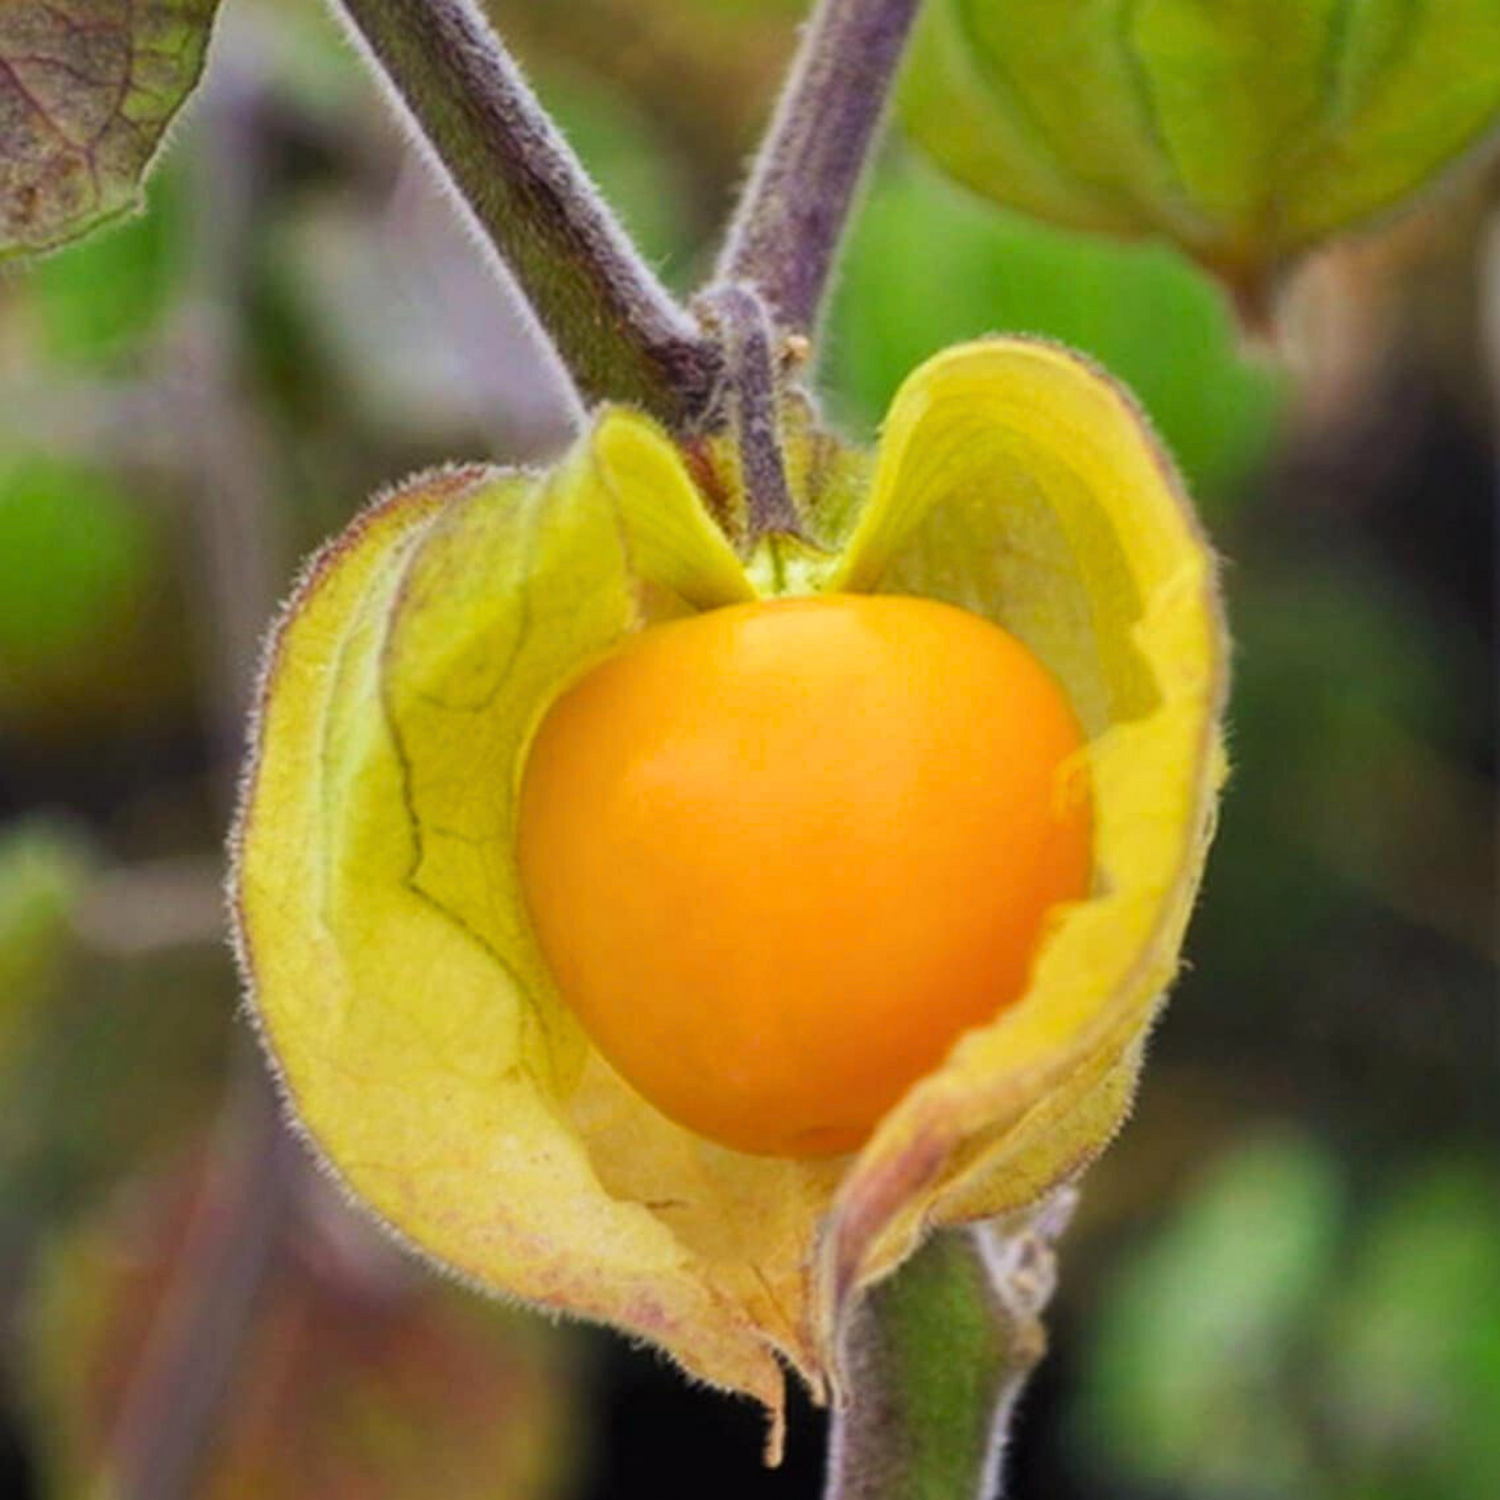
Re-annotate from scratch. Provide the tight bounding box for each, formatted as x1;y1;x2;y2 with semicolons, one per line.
694;283;805;543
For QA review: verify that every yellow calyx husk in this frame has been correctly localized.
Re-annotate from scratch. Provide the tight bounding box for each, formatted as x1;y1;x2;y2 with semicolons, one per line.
233;338;1227;1457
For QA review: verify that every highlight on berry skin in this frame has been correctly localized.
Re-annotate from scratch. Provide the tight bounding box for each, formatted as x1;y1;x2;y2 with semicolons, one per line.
517;593;1093;1158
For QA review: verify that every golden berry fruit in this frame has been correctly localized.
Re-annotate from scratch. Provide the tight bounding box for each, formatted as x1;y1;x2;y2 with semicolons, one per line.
517;595;1091;1157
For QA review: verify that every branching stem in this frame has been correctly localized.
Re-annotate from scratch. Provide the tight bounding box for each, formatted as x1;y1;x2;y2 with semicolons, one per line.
713;0;922;339
107;1069;301;1500
332;0;721;427
695;284;804;540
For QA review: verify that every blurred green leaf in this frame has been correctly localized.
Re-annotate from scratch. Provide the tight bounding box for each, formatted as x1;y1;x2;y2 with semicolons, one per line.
0;944;232;1240
828;155;1285;510
1193;561;1486;1003
1325;1164;1500;1500
1077;1131;1344;1498
685;0;801;16
0;0;221;258
0;822;92;1060
900;0;1500;302
0;453;157;688
25;167;185;365
0;834;230;1272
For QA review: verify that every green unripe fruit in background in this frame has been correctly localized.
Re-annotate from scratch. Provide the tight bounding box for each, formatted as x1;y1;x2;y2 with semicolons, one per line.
901;0;1500;308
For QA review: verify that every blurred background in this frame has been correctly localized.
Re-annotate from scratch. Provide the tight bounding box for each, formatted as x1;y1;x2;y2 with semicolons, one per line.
0;1;1495;1496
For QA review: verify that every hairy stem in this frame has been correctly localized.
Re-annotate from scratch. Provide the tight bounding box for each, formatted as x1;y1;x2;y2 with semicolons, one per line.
695;284;804;539
827;1193;1076;1500
333;0;721;426
714;0;922;339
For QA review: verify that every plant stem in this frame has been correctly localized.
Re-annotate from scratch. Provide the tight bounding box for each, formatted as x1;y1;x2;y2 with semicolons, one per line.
695;284;804;539
103;56;301;1500
714;0;922;339
332;0;721;427
826;1192;1076;1500
106;1068;301;1500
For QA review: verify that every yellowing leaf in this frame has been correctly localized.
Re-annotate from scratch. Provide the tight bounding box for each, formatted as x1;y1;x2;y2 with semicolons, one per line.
236;339;1225;1440
0;0;220;257
902;0;1500;301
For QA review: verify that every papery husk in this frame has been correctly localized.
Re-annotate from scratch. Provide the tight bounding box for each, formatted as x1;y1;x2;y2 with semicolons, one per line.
234;338;1226;1450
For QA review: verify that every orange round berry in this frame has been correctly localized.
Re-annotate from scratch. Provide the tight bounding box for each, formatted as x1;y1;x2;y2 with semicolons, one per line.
516;594;1091;1157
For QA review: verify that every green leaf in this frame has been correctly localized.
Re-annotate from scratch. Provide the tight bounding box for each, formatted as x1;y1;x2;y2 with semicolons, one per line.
0;940;232;1238
901;0;1500;296
25;160;185;363
0;0;220;258
1077;1131;1344;1497
0;454;154;669
1325;1164;1500;1499
0;821;91;1061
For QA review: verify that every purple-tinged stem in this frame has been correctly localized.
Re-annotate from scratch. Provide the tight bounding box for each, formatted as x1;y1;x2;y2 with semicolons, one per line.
106;1068;301;1500
333;0;721;428
714;0;922;339
695;283;805;540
